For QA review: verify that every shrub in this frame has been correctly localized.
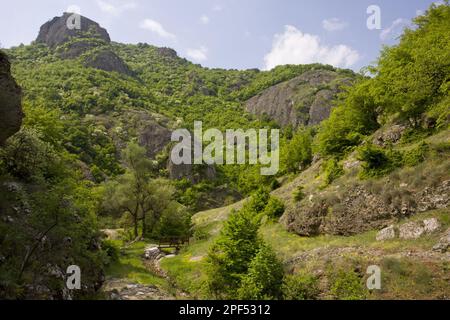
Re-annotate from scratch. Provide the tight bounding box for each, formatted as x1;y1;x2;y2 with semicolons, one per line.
293;186;306;202
237;244;284;300
280;128;313;174
206;207;262;298
248;188;270;213
322;158;344;186
402;142;429;166
102;240;120;264
282;273;320;300
263;197;285;220
357;143;402;178
330;270;366;300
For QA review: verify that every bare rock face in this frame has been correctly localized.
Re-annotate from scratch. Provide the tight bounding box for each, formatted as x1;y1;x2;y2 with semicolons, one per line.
0;51;23;145
282;179;450;237
167;159;217;184
36;13;110;48
245;70;355;128
138;121;172;159
83;49;133;76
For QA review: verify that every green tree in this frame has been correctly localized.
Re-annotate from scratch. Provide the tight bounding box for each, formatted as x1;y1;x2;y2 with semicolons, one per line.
206;206;262;298
280;128;313;174
237;244;284;300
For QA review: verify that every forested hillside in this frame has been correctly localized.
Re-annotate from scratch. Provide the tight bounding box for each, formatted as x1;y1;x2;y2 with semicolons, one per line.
0;2;449;300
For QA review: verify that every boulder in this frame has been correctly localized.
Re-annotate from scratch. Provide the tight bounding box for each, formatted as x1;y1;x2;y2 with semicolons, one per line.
376;225;396;241
399;222;425;240
144;247;164;261
433;228;450;253
423;218;440;233
0;51;23;145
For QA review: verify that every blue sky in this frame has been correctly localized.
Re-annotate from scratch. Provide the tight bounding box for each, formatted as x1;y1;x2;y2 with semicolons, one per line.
0;0;441;71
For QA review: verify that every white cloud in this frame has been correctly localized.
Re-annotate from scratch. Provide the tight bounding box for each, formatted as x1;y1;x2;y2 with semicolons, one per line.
96;0;136;16
380;18;410;40
200;15;210;24
140;19;176;40
186;46;208;62
322;18;348;31
263;25;360;70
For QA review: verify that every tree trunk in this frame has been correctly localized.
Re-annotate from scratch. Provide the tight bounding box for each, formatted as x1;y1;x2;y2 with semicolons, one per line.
133;214;138;238
141;213;147;239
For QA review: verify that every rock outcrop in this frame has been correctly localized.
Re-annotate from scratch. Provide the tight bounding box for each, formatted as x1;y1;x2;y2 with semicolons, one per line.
0;51;23;145
245;70;355;128
282;180;450;237
167;159;217;184
36;13;110;48
83;49;133;76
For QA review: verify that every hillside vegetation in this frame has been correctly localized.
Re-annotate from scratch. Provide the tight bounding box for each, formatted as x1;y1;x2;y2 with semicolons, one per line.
0;2;449;300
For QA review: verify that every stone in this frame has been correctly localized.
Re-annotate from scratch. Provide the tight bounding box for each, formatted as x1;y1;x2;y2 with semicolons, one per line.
433;228;450;253
376;225;396;241
423;218;440;233
144;247;162;260
399;222;425;240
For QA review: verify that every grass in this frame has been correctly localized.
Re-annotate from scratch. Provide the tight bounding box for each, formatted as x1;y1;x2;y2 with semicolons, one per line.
105;240;168;288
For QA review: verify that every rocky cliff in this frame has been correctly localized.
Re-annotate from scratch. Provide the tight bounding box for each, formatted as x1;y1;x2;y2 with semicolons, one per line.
36;13;110;48
245;70;355;128
0;51;23;145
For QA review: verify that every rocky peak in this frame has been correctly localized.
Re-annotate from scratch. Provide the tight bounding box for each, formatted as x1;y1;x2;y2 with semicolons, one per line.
36;13;111;48
0;51;23;145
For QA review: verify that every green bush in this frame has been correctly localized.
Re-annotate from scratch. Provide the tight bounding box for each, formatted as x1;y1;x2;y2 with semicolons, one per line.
248;188;271;213
237;244;284;300
293;186;306;202
282;273;320;300
322;158;344;186
402;142;429;166
206;207;262;299
280;128;313;174
357;143;402;178
263;197;285;220
102;239;120;264
330;270;366;300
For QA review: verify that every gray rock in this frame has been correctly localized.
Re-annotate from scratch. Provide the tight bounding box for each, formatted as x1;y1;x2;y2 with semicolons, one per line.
36;13;110;48
245;69;355;128
423;218;440;233
144;247;163;260
399;222;425;240
83;49;133;76
373;124;407;147
376;225;396;241
433;228;450;253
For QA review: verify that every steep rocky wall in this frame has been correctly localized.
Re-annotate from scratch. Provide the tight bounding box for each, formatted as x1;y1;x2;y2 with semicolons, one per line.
0;51;23;145
245;70;354;128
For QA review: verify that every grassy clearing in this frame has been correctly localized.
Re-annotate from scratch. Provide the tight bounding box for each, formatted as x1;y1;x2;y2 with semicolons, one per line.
105;240;168;288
